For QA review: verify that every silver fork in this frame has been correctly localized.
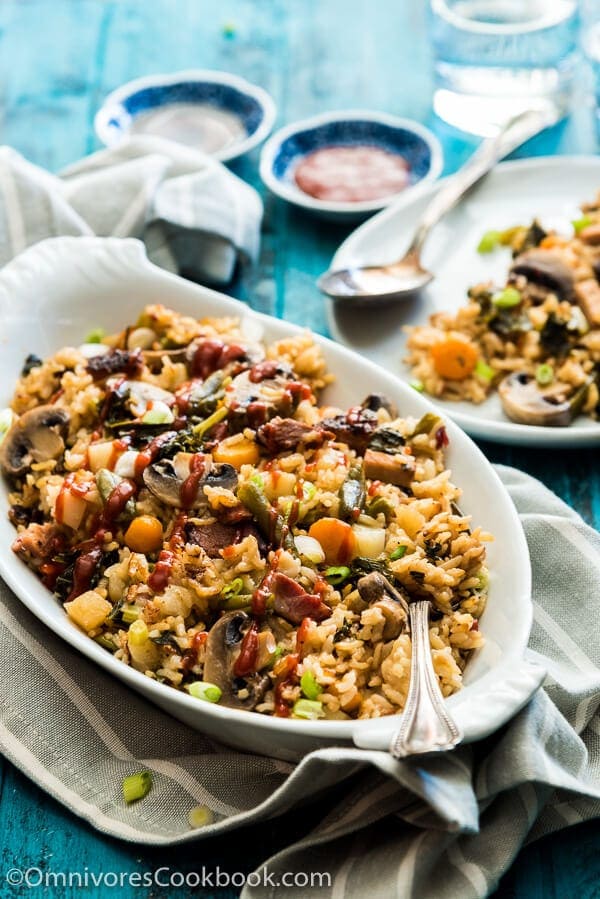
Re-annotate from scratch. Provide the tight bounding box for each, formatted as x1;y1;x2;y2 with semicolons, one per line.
373;576;462;759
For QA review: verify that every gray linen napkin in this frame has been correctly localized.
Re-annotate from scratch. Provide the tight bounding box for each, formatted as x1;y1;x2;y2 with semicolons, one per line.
0;138;262;285
1;465;599;898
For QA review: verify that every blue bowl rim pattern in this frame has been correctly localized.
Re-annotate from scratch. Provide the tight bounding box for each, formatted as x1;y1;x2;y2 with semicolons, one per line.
259;110;444;214
95;69;277;162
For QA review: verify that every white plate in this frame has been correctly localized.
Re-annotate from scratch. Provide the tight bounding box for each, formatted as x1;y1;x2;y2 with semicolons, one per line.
329;156;600;447
0;237;540;760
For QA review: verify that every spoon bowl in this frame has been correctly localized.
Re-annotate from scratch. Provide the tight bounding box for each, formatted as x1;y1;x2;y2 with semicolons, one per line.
317;253;433;303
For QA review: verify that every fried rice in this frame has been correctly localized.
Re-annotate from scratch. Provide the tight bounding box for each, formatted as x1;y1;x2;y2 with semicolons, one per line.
406;195;600;424
1;304;489;720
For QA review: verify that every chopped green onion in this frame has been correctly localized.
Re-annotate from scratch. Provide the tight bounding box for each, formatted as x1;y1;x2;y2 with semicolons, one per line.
85;327;105;344
222;20;236;37
477;569;489;591
187;681;222;703
535;363;554;386
324;565;351;586
121;604;140;624
477;230;501;253
572;215;593;235
300;670;323;701
409;379;424;393
141;401;174;425
127;619;149;646
222;594;252;610
474;359;496;382
292;699;325;720
301;481;316;501
192;405;228;438
492;287;522;308
221;577;244;598
390;545;407;561
122;771;152;803
0;408;15;445
188;804;214;828
94;634;117;652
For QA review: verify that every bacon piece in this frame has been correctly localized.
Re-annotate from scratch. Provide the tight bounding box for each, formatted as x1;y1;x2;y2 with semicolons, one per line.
271;572;330;624
257;417;332;454
86;348;144;381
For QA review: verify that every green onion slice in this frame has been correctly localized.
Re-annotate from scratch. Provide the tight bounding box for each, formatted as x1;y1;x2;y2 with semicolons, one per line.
409;379;424;393
572;215;593;235
474;359;495;382
492;287;522;308
324;565;351;586
85;327;105;344
535;363;554;386
188;804;214;828
187;681;222;703
300;670;323;700
390;545;407;561
477;230;501;253
292;699;325;720
122;771;152;804
221;577;244;598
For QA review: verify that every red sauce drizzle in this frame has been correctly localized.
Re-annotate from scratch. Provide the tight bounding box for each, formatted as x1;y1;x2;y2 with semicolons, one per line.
252;569;277;617
55;474;90;525
191;340;246;378
233;621;260;677
66;545;103;603
134;430;177;478
179;453;207;509
147;512;187;594
248;360;279;383
98;480;137;530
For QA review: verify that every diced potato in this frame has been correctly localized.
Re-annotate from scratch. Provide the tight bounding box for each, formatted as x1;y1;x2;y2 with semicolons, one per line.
56;489;88;530
88;441;117;472
65;591;112;631
351;523;386;558
262;470;297;500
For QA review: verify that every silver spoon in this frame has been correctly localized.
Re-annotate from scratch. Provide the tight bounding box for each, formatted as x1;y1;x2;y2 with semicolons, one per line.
318;107;557;304
365;574;461;758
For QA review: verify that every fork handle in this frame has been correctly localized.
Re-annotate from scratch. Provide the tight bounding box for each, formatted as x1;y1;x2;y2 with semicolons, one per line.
389;600;462;759
405;108;556;260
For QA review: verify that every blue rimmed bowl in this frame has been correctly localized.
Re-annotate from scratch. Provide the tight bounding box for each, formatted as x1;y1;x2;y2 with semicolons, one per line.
95;70;277;163
259;110;443;221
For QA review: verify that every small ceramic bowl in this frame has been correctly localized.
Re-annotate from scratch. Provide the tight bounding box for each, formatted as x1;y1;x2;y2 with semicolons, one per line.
95;70;277;163
259;110;443;221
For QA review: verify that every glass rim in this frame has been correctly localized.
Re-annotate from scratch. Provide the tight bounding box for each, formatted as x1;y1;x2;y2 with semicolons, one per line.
430;0;577;35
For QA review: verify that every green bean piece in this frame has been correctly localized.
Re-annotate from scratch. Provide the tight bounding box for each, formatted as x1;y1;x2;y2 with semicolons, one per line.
237;481;295;551
338;467;365;520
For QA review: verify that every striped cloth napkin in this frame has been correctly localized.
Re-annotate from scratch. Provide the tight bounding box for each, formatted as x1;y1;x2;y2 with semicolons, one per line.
1;465;599;898
0;138;262;285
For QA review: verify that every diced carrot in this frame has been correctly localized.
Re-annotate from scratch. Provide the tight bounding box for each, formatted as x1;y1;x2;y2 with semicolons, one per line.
124;515;164;553
430;338;479;380
308;518;356;565
213;435;260;469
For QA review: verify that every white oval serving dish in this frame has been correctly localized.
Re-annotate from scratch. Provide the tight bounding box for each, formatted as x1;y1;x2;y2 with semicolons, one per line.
0;237;540;760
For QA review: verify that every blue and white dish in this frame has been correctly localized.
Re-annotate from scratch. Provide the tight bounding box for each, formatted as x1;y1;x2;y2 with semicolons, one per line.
95;70;277;163
259;110;443;221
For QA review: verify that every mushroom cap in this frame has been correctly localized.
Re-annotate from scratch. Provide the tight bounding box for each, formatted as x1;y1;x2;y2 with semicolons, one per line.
498;372;574;427
203;611;270;710
510;249;575;300
0;405;70;476
361;393;398;418
142;451;238;508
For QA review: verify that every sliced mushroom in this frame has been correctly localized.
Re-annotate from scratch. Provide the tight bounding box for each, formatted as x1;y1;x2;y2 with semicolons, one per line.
498;371;594;427
361;393;398;418
510;249;575;300
0;405;70;477
143;451;238;508
203;611;270;710
224;362;300;429
357;572;408;639
142;348;187;371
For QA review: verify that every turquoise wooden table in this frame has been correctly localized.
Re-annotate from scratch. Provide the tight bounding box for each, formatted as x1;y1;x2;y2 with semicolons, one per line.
1;1;599;896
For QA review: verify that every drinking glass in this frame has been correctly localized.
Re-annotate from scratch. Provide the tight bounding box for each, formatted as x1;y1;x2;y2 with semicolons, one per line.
429;0;580;135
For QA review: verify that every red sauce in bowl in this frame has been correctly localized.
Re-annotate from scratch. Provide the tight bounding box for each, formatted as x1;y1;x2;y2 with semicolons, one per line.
294;145;410;203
